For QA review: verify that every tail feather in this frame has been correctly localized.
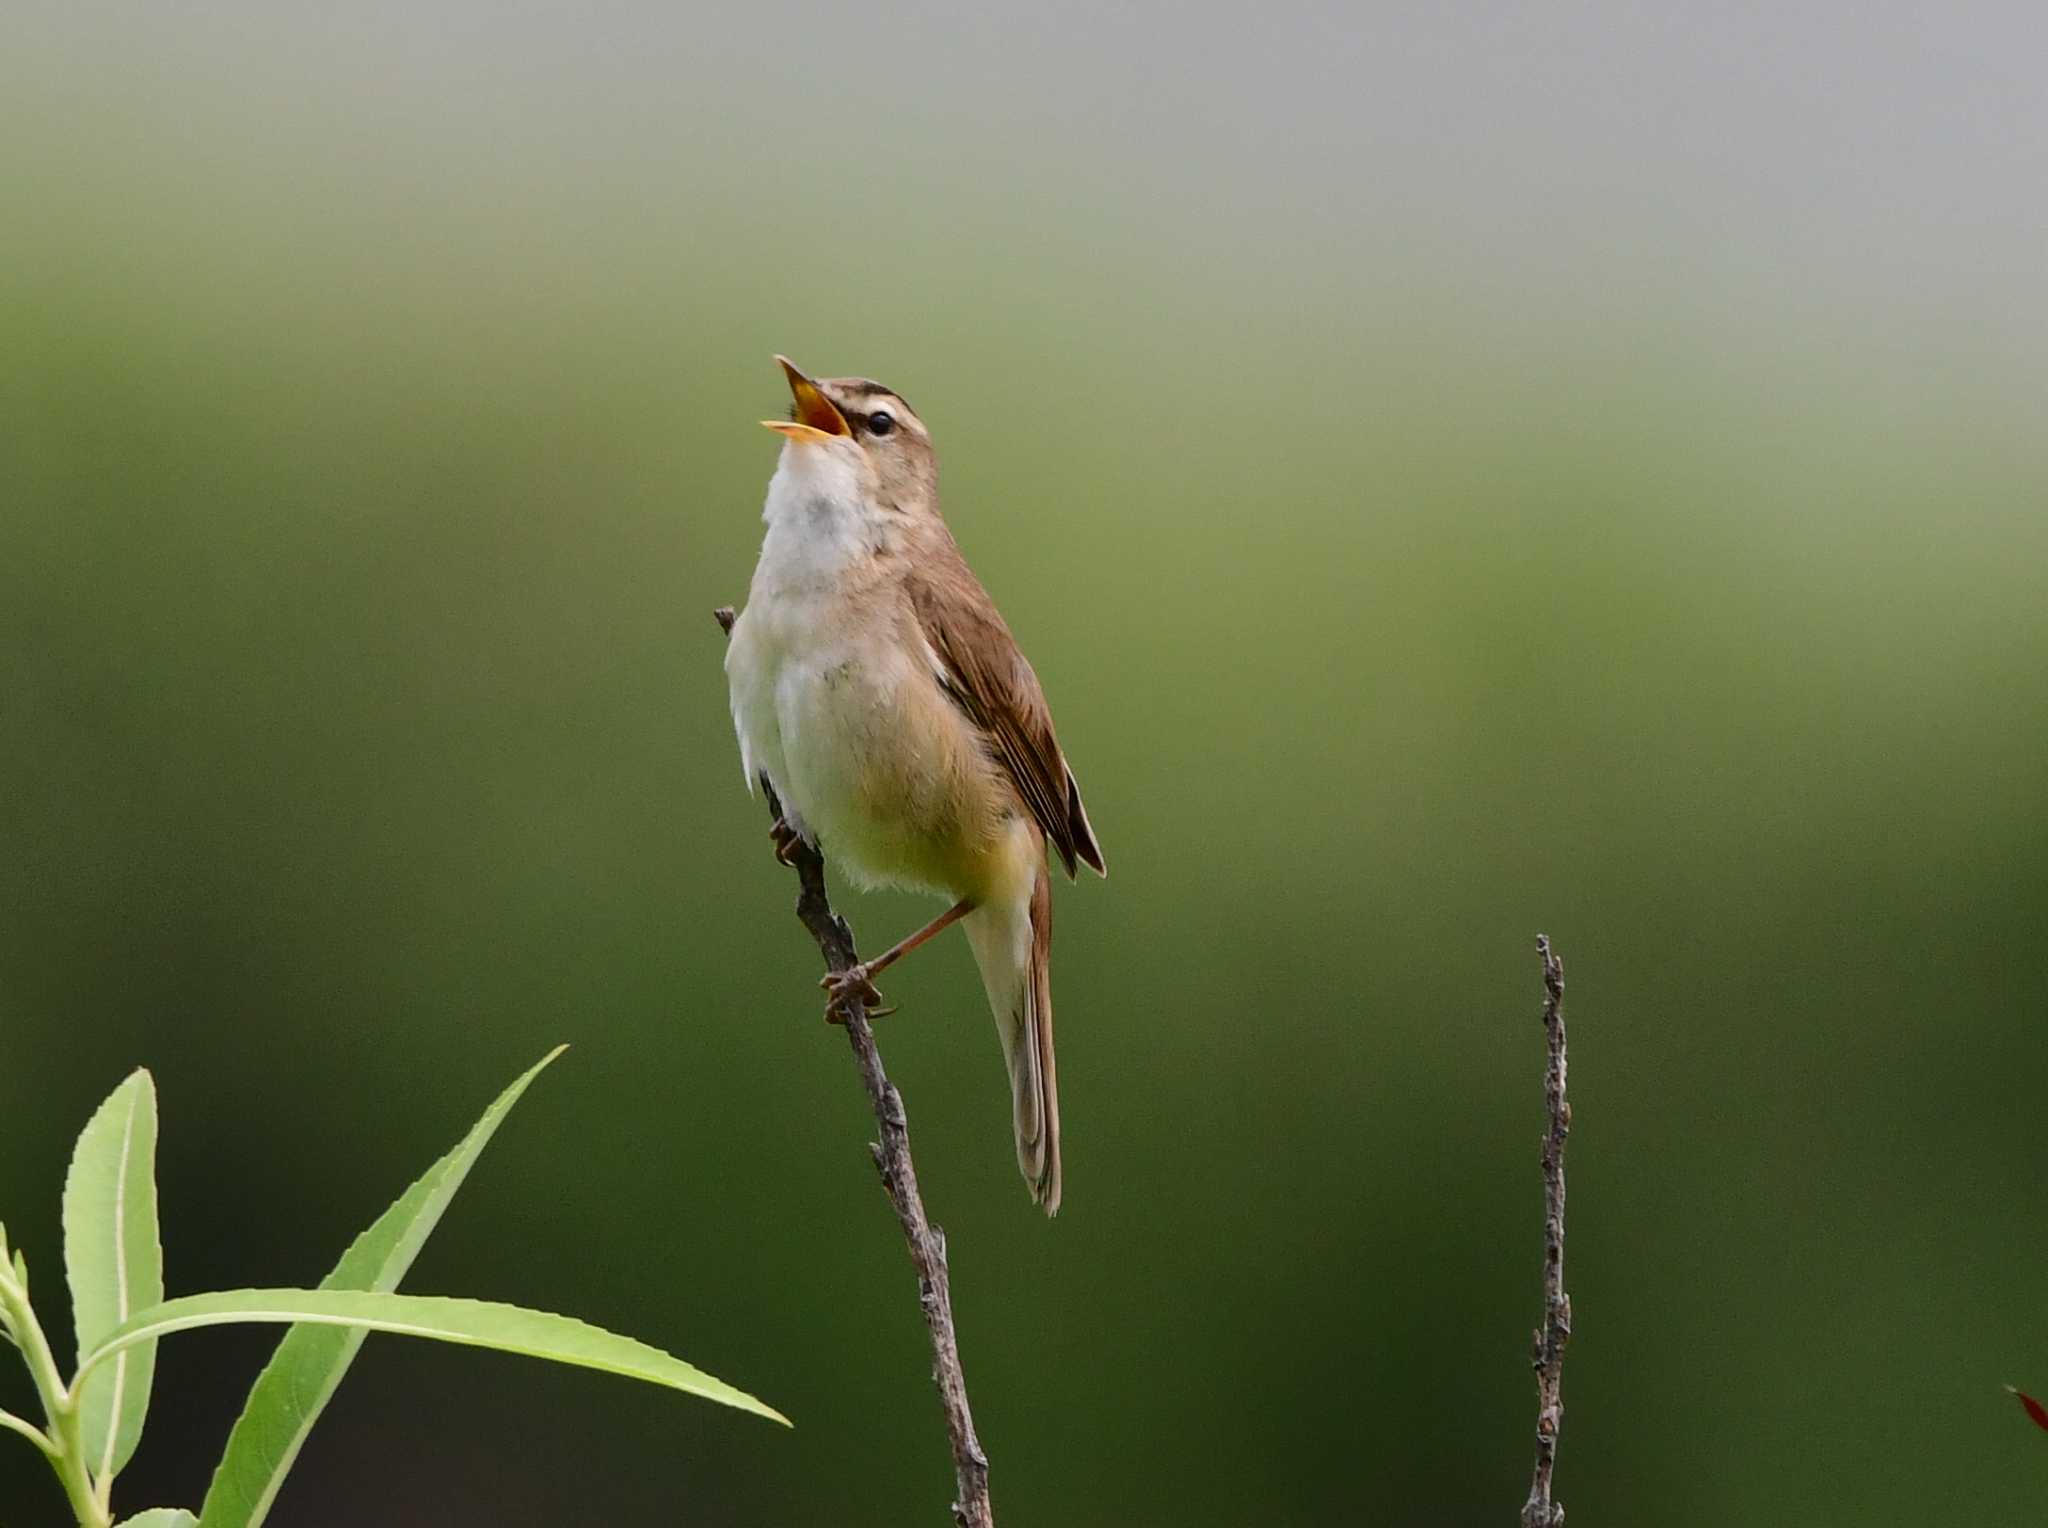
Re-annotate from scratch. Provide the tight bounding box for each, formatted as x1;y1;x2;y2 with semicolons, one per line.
964;860;1061;1215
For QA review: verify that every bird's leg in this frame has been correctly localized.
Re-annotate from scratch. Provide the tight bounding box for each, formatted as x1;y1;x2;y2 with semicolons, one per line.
822;897;976;1023
768;816;804;867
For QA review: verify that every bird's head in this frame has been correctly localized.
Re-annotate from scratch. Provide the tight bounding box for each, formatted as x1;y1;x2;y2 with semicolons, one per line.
763;356;937;514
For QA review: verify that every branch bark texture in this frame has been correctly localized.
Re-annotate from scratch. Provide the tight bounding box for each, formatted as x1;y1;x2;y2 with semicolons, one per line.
715;605;994;1528
1521;934;1571;1528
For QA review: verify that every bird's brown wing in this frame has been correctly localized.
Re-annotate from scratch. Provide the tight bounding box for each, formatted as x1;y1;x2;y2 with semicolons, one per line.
908;549;1105;880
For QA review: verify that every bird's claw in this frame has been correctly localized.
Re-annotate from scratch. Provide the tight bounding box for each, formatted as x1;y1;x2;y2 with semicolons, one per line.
769;816;804;868
820;963;891;1024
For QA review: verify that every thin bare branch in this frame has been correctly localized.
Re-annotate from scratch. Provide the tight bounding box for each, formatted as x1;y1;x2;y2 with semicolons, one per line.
1522;934;1571;1528
716;604;994;1528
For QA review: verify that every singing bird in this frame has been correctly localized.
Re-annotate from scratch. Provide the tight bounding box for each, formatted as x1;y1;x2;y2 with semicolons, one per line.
725;357;1105;1214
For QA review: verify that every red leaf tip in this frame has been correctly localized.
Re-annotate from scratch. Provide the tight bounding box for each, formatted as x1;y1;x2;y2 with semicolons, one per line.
2007;1385;2048;1433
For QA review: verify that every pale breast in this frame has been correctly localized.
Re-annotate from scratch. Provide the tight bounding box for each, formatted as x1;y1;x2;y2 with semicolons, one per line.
790;633;1014;894
730;596;1012;897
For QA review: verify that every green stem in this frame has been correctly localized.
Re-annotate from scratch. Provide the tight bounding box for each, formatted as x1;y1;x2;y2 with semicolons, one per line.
0;1270;109;1527
51;1412;109;1528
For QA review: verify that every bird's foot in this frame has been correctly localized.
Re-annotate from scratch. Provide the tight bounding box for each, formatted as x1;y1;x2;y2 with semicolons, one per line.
769;816;805;867
820;963;896;1024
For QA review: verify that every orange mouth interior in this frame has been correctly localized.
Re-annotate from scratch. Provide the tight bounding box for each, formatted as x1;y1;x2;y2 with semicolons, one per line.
778;357;849;437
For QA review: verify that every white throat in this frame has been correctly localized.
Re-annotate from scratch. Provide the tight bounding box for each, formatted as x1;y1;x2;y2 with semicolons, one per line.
754;441;887;590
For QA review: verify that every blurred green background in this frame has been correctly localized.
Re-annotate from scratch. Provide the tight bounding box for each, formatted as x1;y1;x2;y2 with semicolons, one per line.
5;3;2047;1523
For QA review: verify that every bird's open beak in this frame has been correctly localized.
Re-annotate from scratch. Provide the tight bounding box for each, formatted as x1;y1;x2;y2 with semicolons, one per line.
761;355;850;444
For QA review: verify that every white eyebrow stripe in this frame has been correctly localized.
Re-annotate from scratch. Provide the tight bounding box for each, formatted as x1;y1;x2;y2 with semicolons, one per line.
821;382;925;435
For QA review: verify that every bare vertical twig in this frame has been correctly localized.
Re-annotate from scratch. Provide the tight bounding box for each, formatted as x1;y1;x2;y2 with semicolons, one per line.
1522;935;1571;1528
715;606;994;1528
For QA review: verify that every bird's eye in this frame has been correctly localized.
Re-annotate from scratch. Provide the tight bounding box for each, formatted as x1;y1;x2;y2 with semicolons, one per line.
866;411;895;437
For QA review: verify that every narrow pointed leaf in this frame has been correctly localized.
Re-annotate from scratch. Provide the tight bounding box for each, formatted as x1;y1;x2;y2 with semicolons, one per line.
81;1290;787;1425
119;1510;198;1527
63;1069;163;1483
200;1048;565;1528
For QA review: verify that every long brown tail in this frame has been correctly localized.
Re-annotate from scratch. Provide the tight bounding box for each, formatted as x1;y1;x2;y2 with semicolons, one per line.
964;860;1061;1214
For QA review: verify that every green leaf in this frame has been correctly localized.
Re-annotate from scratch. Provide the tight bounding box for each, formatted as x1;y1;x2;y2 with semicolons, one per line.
118;1510;198;1527
81;1290;788;1426
200;1048;564;1528
63;1069;163;1484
